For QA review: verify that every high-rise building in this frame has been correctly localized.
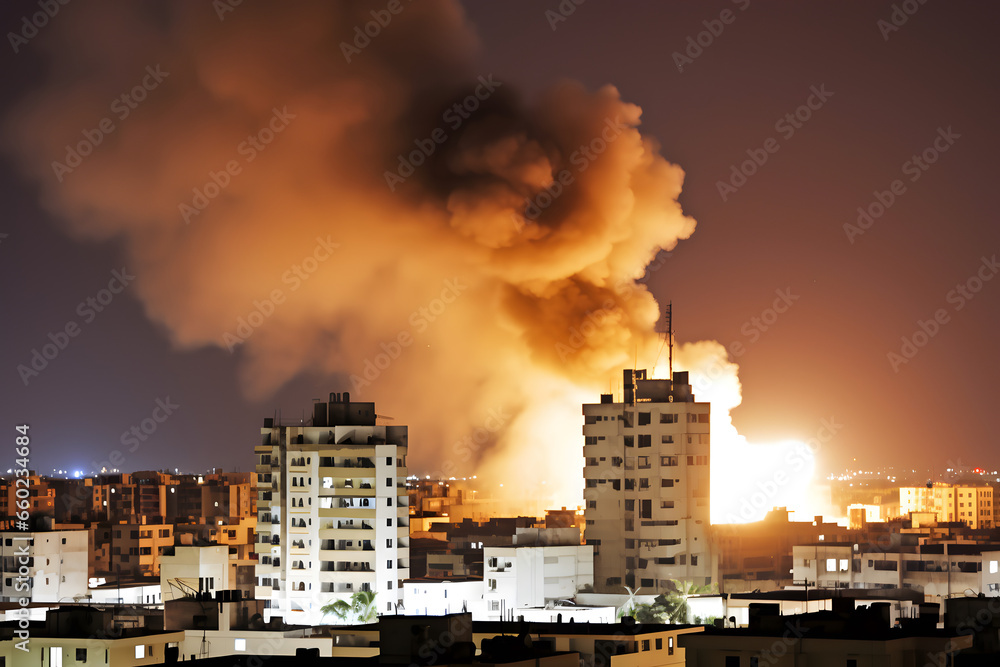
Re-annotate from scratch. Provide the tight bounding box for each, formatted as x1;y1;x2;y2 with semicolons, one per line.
254;392;410;625
583;369;712;594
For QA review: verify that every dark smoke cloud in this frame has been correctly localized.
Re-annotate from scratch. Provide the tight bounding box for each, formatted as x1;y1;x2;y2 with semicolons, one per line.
5;0;695;506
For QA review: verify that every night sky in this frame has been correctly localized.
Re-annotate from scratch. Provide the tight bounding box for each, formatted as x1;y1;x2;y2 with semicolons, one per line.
1;1;997;491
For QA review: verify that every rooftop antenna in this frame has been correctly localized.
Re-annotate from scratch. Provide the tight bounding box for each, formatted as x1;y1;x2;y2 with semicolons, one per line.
666;301;674;379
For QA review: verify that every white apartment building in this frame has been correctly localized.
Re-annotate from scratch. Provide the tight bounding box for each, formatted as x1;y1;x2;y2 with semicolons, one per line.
482;543;594;620
792;542;996;602
583;369;712;594
254;392;410;625
0;530;89;602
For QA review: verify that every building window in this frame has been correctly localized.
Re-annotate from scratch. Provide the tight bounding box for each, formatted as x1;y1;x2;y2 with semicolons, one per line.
661;479;674;488
135;646;145;660
387;539;393;548
638;412;651;426
234;639;246;652
386;478;392;487
386;457;392;465
641;640;650;651
668;637;674;655
387;518;393;527
387;581;393;590
640;500;652;519
655;638;662;650
387;560;393;569
725;657;738;667
76;649;87;662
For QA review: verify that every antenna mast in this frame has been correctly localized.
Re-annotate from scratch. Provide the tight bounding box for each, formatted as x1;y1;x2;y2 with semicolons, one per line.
667;301;673;379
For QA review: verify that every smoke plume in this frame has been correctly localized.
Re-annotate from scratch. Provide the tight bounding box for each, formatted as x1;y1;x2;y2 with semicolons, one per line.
6;1;702;507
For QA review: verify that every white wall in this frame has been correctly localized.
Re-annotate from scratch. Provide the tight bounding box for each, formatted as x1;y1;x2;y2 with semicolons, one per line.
402;579;484;618
160;546;230;602
178;630;330;661
483;545;594;620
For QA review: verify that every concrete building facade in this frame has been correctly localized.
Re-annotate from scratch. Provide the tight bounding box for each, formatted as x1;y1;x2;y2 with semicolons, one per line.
0;530;89;602
482;543;594;620
899;483;994;528
254;392;409;625
583;370;712;593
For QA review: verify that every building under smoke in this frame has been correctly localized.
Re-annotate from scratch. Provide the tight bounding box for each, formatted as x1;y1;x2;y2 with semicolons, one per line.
254;392;410;625
583;369;713;594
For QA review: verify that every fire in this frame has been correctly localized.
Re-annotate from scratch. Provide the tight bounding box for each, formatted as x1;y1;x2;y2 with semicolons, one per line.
664;340;841;524
2;0;840;527
476;338;835;525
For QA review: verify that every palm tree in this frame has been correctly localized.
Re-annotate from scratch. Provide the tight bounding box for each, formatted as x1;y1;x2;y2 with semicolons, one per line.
321;590;378;624
664;579;717;623
321;598;352;622
352;589;378;623
617;586;638;619
616;586;642;619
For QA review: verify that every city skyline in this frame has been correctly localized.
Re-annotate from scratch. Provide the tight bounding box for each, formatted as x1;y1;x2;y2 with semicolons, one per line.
1;2;998;518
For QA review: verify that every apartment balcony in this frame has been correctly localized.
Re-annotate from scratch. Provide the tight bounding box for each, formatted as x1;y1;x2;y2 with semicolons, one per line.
319;484;378;497
317;502;376;516
319;547;375;562
333;562;373;573
318;465;375;479
333;521;373;530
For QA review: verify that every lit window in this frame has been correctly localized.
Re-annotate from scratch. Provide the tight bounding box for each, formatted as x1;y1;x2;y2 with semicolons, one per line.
135;646;145;659
826;558;837;572
234;639;246;652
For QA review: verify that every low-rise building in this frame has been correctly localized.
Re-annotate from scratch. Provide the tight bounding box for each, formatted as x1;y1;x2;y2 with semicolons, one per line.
679;601;970;667
792;542;1000;603
0;607;185;667
0;531;89;602
403;577;484;617
482;542;593;621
